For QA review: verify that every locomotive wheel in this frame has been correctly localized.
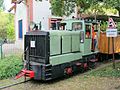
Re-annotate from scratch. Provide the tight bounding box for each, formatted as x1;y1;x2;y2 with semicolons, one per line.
64;67;73;75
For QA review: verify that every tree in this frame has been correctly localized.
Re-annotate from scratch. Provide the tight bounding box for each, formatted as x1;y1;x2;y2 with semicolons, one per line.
0;10;8;39
50;0;103;17
6;14;15;40
0;10;15;40
104;0;120;16
0;0;15;41
50;0;118;17
50;0;92;16
85;4;117;15
0;0;4;9
51;0;76;16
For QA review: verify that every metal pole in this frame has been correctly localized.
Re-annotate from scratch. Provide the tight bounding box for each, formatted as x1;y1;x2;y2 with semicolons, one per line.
107;37;110;60
0;43;3;59
0;44;1;59
112;37;115;69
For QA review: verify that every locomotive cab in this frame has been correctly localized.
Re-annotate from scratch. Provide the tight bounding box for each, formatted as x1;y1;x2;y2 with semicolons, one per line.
61;19;98;55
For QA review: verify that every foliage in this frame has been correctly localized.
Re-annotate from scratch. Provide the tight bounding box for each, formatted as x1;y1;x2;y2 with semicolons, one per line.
50;0;118;17
0;10;8;39
0;0;3;9
0;55;23;80
87;62;120;77
50;0;76;16
85;3;117;15
100;20;120;32
0;10;15;41
103;0;120;16
50;0;93;16
117;22;120;31
75;0;91;14
85;3;105;15
100;21;108;31
6;14;15;40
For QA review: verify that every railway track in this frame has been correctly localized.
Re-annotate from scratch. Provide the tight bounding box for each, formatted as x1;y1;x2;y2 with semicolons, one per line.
0;79;30;90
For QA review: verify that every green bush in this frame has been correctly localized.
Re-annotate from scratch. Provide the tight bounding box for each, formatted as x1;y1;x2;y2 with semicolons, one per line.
0;55;23;80
100;21;108;31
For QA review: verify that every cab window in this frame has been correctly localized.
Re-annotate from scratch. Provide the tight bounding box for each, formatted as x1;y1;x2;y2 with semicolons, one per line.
60;23;66;30
85;25;91;39
51;23;56;30
72;22;82;30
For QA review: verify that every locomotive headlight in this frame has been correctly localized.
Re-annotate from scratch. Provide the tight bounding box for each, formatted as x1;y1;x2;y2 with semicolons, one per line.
30;21;36;30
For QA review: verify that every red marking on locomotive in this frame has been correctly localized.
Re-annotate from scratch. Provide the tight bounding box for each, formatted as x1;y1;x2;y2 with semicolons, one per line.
15;69;34;79
84;63;88;69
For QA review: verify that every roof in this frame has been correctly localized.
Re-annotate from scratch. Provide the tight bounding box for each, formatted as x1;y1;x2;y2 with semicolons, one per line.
84;15;120;22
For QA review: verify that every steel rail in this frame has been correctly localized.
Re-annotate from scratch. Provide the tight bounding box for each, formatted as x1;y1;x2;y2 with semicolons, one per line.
0;79;30;90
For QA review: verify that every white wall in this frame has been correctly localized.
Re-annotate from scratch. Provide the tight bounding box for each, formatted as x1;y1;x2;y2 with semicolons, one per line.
14;0;77;49
15;3;27;49
33;0;51;30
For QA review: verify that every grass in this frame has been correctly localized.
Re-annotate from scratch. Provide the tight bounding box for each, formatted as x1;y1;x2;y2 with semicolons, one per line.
0;55;23;80
87;62;120;77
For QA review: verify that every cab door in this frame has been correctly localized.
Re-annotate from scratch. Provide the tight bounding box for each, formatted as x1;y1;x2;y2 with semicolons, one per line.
84;23;92;54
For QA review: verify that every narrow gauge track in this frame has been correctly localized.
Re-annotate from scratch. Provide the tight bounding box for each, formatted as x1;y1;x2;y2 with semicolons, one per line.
0;79;30;90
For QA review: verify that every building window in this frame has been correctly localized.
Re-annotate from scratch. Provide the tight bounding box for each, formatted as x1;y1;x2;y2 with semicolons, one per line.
18;20;23;39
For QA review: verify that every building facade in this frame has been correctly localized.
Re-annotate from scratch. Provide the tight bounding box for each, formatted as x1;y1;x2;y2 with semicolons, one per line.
10;0;77;49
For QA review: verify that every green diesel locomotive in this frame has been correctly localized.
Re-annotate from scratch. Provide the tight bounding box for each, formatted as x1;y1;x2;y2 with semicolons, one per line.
16;19;99;80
